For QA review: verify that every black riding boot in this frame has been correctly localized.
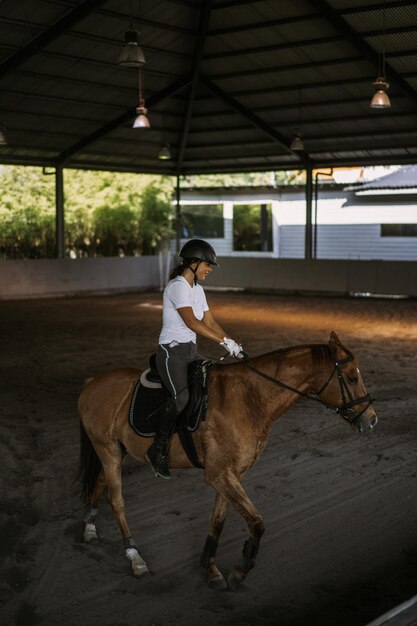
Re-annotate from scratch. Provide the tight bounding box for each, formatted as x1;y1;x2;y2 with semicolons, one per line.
145;402;177;479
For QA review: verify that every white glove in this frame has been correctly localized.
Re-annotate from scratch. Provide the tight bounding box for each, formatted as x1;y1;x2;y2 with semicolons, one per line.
221;337;243;358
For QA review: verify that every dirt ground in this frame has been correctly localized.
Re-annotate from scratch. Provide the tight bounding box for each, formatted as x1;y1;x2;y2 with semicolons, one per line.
1;289;417;626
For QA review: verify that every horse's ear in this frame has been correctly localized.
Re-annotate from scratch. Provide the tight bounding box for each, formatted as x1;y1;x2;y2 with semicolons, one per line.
329;331;341;346
329;331;351;359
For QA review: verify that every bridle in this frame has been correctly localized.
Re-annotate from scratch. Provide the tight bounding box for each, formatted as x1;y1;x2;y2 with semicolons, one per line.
315;355;374;425
241;353;374;428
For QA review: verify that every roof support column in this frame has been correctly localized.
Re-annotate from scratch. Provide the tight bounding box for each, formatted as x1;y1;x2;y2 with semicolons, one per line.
261;203;269;252
55;165;65;259
175;175;182;254
305;164;313;260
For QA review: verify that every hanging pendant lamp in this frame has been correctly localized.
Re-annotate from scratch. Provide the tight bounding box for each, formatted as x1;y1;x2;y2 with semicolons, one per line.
118;30;146;67
290;134;304;151
133;68;150;128
158;144;172;160
370;77;391;109
370;1;391;109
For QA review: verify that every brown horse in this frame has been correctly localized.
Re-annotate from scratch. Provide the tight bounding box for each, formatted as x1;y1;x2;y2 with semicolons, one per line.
77;331;377;589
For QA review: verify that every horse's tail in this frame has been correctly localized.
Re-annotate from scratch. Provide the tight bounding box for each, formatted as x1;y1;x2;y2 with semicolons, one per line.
76;421;102;504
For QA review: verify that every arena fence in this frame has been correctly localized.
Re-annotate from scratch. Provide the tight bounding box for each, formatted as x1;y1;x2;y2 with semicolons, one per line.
0;256;416;299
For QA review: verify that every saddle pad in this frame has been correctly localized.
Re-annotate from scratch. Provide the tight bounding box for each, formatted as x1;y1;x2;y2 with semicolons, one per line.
128;360;210;438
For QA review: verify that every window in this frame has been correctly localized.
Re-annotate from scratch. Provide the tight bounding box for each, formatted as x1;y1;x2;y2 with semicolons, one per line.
381;224;417;237
233;203;272;252
181;204;224;238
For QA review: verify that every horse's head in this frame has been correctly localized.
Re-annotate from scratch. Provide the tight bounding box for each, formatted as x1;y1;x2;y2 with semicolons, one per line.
318;331;377;433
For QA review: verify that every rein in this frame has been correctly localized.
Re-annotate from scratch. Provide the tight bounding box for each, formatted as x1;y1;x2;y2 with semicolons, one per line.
241;353;374;427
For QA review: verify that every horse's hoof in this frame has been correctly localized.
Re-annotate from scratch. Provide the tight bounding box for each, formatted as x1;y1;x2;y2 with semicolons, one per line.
84;523;99;543
208;574;228;590
133;564;149;577
226;568;244;590
126;548;149;577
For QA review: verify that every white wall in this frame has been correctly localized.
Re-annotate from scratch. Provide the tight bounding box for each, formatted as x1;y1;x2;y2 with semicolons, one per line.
274;190;417;260
0;256;162;299
207;257;417;297
1;256;416;299
178;188;417;261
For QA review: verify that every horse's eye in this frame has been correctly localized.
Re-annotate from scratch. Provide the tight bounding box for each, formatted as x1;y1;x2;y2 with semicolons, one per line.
348;377;358;384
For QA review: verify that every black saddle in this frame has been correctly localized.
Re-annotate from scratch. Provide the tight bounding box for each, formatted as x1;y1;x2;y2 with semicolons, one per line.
128;354;212;468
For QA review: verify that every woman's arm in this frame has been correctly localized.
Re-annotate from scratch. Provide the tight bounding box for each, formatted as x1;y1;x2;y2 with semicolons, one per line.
177;307;225;343
202;309;229;339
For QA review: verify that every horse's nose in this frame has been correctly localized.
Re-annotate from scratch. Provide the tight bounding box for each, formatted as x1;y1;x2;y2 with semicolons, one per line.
369;415;378;429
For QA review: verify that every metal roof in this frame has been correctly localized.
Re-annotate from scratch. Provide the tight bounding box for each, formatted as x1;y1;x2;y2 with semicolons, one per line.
348;163;417;190
1;0;417;174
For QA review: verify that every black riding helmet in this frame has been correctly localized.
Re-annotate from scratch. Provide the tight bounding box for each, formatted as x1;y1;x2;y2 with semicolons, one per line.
179;239;219;267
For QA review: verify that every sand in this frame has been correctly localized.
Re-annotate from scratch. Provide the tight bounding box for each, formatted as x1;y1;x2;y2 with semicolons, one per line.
1;290;417;626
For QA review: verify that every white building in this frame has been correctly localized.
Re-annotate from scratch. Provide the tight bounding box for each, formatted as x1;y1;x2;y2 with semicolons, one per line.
174;165;417;261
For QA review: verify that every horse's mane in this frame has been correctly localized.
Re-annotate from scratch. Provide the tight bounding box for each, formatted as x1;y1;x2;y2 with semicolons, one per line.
247;343;332;366
310;344;333;370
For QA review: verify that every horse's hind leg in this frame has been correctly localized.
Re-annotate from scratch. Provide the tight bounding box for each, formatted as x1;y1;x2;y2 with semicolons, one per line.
83;448;127;543
94;441;149;577
200;493;230;590
212;470;265;589
83;469;107;542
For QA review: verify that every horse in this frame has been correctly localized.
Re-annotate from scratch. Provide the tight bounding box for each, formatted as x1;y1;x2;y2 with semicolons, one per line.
77;331;377;589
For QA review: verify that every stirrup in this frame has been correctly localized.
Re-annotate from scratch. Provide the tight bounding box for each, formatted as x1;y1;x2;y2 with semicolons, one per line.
145;449;171;479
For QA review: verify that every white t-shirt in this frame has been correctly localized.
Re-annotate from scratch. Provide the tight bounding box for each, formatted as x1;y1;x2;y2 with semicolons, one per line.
159;276;209;345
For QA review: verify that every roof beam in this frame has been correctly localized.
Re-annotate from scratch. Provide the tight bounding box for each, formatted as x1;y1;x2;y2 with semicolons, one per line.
208;13;320;36
0;0;108;79
205;28;417;62
209;54;366;81
306;0;417;107
203;35;343;61
176;0;214;171
93;7;195;36
213;0;265;8
340;1;417;15
58;76;192;163
199;76;299;158
177;123;417;152
230;74;409;97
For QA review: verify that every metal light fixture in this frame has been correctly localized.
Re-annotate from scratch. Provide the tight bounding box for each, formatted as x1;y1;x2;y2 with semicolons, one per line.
133;68;150;128
118;30;145;67
158;144;171;160
290;134;304;151
370;77;391;108
291;89;304;151
370;1;391;109
118;0;145;68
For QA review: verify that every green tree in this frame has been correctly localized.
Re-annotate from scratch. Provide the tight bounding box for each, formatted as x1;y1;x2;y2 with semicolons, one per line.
93;204;140;256
233;203;272;252
0;166;176;259
0;166;55;259
139;182;174;255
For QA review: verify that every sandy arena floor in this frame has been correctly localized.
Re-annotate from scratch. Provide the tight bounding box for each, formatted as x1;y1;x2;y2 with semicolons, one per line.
1;290;417;626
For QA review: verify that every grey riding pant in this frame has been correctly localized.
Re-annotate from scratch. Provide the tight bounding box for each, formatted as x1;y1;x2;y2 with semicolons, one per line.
156;341;200;413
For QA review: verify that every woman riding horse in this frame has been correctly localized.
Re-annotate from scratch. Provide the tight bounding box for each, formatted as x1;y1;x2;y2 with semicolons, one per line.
145;238;244;479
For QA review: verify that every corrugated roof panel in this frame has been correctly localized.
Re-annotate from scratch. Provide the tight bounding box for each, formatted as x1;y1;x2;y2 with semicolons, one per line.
209;1;314;31
0;0;417;172
343;5;417;34
327;1;394;10
388;53;417;74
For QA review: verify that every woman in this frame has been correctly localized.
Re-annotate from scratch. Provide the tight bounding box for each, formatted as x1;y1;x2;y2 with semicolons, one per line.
145;238;244;479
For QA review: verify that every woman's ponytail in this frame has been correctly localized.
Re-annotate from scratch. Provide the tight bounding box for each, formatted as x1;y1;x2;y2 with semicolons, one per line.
169;257;195;280
169;263;185;280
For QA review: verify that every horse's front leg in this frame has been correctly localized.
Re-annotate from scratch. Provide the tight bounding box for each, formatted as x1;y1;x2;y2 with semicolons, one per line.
200;493;230;589
212;470;265;589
